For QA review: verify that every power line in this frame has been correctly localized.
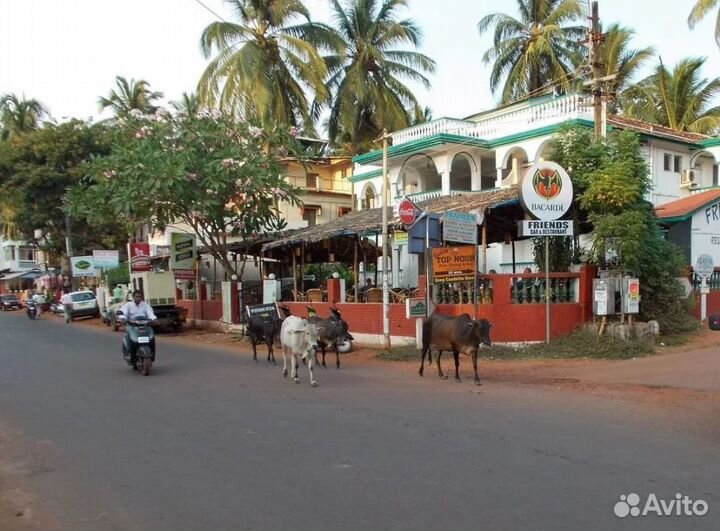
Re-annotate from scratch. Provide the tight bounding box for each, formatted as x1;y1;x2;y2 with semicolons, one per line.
194;0;227;23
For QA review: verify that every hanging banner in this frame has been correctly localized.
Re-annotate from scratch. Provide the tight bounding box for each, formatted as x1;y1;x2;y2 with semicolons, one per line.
431;245;476;284
70;256;97;277
130;243;152;272
92;249;120;269
518;220;574;237
170;233;196;279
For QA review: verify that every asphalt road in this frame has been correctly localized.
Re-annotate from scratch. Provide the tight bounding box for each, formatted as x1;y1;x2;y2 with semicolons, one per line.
0;311;718;531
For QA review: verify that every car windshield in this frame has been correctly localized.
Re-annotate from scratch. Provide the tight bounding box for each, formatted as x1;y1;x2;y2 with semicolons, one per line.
71;293;96;302
1;295;19;301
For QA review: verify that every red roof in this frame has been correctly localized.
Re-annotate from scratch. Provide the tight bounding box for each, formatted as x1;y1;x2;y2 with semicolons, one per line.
655;189;720;221
608;116;709;143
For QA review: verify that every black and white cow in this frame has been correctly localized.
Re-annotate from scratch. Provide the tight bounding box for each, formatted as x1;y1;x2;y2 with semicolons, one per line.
247;305;291;364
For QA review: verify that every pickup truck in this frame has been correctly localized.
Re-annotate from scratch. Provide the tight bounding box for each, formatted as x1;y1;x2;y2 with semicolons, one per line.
109;272;187;332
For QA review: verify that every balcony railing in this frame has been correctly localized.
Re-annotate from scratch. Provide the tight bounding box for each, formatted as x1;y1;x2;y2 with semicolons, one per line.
17;260;37;269
400;189;475;203
287;175;352;194
390;94;592;146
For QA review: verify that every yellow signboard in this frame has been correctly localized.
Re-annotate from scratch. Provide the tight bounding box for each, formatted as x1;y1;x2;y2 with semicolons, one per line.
431;246;476;284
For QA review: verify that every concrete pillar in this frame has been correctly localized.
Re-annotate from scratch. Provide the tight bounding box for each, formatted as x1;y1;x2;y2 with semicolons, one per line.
496;168;504;188
471;167;481;191
327;278;341;303
441;170;451;196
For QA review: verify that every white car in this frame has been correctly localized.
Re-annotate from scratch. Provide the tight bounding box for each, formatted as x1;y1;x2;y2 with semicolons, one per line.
65;291;100;321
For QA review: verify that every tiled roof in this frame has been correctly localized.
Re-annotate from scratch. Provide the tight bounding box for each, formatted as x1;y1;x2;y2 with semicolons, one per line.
607;116;710;143
654;189;720;221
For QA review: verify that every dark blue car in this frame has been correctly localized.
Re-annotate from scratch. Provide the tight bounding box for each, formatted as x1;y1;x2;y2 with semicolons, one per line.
0;294;22;311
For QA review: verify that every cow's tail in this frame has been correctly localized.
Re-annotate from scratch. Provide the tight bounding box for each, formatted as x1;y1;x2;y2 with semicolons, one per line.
421;318;433;363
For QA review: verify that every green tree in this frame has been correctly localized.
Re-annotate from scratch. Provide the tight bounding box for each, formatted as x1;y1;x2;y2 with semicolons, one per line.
0;120;127;261
197;0;337;128
322;0;436;154
620;57;720;134
0;94;49;140
170;91;201;116
98;76;164;117
688;0;720;47
548;125;696;334
599;24;654;112
66;111;303;277
477;0;585;104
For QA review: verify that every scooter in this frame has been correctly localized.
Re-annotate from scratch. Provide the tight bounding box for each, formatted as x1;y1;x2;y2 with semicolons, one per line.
119;313;156;376
26;300;38;320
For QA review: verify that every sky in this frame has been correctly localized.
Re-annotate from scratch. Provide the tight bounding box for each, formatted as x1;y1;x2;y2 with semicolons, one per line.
2;0;719;125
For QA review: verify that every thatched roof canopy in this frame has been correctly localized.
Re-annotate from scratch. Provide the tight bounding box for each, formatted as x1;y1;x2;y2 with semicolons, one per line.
262;186;521;252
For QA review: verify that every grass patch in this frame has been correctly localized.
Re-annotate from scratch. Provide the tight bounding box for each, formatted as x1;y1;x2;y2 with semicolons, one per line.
377;329;664;362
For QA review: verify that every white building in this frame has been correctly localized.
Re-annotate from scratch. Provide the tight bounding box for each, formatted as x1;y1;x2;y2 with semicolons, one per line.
0;237;41;292
350;93;720;275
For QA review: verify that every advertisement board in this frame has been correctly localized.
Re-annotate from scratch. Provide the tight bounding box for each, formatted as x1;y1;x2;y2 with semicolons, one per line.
431;246;476;284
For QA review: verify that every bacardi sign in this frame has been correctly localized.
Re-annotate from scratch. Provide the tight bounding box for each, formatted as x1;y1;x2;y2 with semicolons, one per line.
519;161;573;221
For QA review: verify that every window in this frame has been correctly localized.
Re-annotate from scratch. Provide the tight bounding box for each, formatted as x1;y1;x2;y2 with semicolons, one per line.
71;292;96;302
338;207;352;217
674;155;682;173
361;187;376;210
306;173;318;189
302;207;319;227
341;168;348;179
663;154;672;171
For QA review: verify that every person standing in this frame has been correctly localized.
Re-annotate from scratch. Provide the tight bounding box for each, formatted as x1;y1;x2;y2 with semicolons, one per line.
61;291;73;323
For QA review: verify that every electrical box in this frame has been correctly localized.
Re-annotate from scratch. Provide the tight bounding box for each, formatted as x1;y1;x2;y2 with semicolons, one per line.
593;278;615;316
621;278;640;314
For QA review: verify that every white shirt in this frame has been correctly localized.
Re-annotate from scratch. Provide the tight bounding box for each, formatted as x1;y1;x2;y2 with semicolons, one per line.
61;293;73;305
119;300;158;321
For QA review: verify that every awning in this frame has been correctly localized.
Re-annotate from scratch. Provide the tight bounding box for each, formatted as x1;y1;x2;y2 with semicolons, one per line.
0;271;29;281
21;270;44;280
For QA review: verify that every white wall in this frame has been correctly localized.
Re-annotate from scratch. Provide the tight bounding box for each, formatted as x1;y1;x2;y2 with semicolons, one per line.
691;199;720;266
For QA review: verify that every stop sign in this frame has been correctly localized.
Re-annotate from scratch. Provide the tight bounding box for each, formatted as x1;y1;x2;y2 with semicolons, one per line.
398;199;418;225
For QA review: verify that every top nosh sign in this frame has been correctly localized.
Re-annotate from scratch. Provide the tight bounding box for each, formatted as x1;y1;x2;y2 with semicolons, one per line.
398;198;420;225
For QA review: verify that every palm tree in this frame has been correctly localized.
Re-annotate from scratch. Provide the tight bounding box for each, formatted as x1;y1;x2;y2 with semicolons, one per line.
0;94;48;140
197;0;338;128
322;0;436;154
477;0;586;104
620;57;720;134
410;104;433;125
599;24;654;112
170;92;201;116
688;0;720;47
98;76;163;117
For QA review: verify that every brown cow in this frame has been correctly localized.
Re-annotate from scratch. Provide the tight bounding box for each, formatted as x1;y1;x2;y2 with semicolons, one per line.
419;313;492;385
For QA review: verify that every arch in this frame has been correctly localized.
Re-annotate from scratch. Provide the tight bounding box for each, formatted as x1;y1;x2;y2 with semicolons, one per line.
534;139;555;163
500;147;529;169
690;149;718;168
360;182;378;209
396;154;441;196
450;152;476;191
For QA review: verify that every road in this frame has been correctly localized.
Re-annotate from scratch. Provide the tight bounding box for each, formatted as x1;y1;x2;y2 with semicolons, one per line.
0;310;718;531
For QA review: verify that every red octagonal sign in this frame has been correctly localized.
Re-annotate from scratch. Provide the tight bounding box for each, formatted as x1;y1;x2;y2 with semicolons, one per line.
398;198;418;225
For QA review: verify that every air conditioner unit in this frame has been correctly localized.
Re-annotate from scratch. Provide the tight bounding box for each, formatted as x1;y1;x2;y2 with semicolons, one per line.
680;169;696;188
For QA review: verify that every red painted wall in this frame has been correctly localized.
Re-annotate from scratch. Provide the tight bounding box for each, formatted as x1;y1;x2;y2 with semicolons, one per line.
178;300;223;322
283;302;417;337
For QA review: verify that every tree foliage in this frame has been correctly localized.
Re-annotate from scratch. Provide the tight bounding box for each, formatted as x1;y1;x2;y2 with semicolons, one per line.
66;109;303;277
688;0;720;48
0;120;127;260
547;125;696;333
321;0;436;154
477;0;586;104
620;57;720;134
98;76;164;118
0;93;49;140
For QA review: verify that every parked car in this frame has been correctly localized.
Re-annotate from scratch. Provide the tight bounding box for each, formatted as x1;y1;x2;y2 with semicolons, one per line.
65;291;101;321
0;294;22;311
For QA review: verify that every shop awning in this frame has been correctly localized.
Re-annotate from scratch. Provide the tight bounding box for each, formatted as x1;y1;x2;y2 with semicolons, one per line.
0;271;29;281
21;270;44;280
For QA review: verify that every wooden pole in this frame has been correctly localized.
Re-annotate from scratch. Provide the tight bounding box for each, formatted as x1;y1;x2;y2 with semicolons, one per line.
292;248;298;302
590;1;602;143
301;242;305;293
354;239;359;302
481;221;488;274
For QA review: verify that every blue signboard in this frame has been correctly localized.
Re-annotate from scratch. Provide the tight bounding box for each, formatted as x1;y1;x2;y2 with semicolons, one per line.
408;213;442;254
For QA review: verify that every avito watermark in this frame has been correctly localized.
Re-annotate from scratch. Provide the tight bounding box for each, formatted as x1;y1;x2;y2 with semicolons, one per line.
614;493;709;518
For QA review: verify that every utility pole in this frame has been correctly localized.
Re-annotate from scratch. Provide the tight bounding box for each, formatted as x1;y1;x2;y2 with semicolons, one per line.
380;128;391;350
590;0;603;143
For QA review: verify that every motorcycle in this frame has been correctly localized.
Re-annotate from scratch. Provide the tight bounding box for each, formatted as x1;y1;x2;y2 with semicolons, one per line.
26;300;38;320
120;313;156;376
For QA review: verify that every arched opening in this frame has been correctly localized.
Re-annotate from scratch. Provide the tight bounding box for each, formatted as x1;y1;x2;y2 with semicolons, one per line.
396;154;441;196
450;152;475;191
690;150;719;188
534;140;554;163
361;183;378;209
501;148;529;184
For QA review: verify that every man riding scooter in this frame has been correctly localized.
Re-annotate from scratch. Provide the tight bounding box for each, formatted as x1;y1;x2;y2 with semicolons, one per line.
119;290;159;370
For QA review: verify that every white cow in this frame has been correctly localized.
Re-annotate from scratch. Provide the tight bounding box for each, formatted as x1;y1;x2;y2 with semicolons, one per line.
280;316;321;387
